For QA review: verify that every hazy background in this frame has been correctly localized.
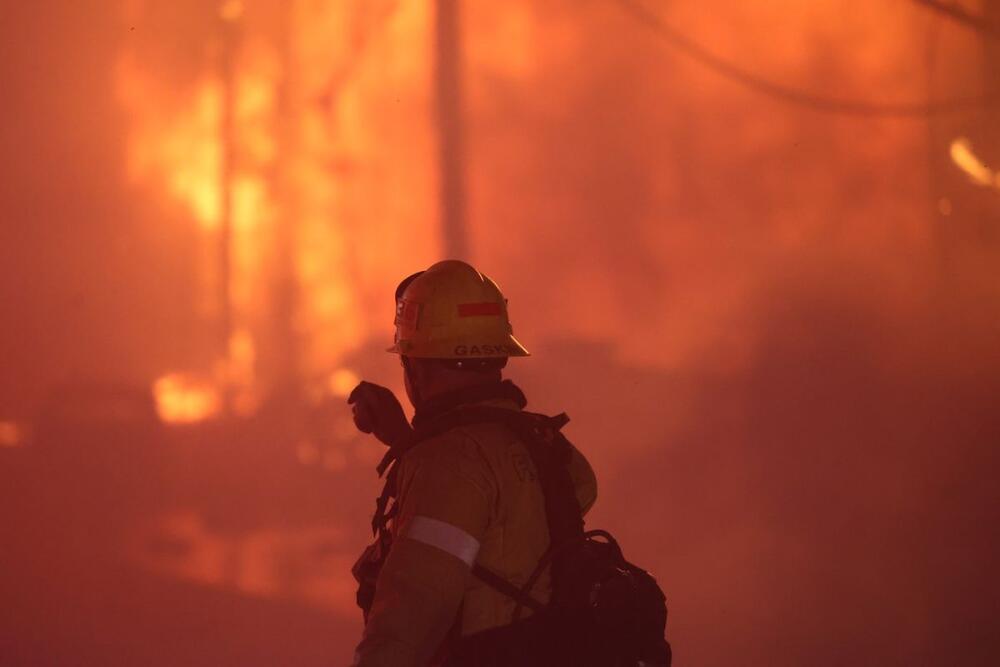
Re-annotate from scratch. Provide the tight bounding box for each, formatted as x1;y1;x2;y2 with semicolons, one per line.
1;0;998;665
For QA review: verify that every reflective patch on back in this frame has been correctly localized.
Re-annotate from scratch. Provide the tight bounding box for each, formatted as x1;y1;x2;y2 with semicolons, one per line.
404;515;481;567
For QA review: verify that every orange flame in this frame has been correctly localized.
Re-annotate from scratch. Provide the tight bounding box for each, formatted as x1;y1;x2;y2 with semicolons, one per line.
120;1;439;421
153;373;222;424
118;68;223;231
950;137;1000;190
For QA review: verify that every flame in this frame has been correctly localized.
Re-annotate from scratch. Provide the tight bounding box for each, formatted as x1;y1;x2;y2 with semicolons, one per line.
950;137;1000;190
119;68;223;230
119;0;981;413
120;0;438;420
131;510;357;616
152;326;259;425
153;373;222;424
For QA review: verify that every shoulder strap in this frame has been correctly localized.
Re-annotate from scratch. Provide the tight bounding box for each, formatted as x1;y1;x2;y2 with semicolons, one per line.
492;410;584;546
493;411;586;617
413;407;586;611
369;405;586;616
471;563;545;613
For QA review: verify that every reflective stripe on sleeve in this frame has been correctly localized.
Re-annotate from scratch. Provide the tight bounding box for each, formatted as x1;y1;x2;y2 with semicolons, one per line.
403;515;481;567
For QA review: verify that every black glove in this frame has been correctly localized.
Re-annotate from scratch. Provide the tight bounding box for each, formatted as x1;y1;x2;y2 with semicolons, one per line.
347;381;413;449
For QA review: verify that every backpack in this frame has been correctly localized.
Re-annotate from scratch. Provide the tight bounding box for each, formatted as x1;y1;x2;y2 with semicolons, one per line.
353;407;671;666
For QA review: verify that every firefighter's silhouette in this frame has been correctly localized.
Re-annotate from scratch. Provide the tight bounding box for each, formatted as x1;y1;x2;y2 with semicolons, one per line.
349;260;669;666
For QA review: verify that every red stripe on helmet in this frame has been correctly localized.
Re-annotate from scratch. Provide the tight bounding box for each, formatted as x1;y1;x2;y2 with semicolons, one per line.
458;302;502;317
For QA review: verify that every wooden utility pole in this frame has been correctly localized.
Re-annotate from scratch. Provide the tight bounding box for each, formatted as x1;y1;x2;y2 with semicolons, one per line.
270;1;301;391
434;0;469;260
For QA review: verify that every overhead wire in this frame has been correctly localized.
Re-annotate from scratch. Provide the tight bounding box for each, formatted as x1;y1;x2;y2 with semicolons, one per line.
611;0;996;117
911;0;1000;40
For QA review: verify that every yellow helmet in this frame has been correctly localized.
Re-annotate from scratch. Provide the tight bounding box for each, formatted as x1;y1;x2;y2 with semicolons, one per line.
388;260;530;359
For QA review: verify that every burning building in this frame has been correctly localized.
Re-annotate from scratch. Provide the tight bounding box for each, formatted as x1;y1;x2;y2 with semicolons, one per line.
0;0;998;665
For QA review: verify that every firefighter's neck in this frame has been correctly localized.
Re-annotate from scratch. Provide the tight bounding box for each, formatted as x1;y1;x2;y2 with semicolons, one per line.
404;357;501;408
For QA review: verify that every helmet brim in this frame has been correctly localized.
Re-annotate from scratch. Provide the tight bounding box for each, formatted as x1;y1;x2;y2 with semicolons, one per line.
387;333;530;358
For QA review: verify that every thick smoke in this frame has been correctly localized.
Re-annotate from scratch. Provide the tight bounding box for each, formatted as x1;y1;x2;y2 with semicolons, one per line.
472;2;1000;665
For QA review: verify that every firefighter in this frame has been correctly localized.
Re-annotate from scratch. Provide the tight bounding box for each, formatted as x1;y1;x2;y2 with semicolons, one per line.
348;260;598;666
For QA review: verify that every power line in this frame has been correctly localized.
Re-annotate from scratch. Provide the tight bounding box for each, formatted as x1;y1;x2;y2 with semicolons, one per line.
912;0;1000;40
612;0;995;117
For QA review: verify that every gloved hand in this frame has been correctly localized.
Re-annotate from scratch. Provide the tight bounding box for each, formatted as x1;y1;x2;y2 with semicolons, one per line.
347;381;413;449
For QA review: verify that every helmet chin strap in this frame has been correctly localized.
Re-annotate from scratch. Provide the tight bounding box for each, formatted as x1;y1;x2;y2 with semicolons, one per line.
401;355;423;407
